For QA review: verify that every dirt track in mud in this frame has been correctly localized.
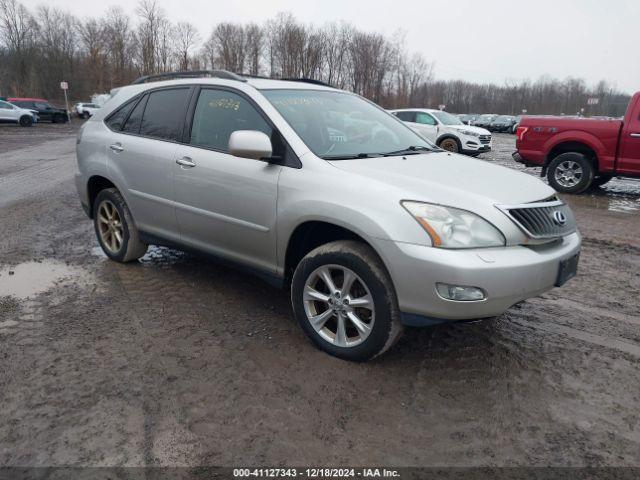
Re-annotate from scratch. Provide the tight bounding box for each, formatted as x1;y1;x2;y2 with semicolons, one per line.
1;122;639;468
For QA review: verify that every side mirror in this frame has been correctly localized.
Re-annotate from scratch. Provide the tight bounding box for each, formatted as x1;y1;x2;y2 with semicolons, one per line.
228;130;273;161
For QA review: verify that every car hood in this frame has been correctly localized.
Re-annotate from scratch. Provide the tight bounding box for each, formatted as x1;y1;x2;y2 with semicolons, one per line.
328;152;554;209
447;124;490;135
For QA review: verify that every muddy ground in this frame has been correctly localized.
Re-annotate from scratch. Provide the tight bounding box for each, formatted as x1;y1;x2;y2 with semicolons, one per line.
1;121;639;469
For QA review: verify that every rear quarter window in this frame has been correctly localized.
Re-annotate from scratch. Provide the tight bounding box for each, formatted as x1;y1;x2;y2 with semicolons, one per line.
105;98;137;131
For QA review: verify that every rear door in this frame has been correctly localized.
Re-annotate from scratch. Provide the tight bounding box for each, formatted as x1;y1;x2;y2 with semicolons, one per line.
172;87;282;273
617;99;640;175
106;87;192;241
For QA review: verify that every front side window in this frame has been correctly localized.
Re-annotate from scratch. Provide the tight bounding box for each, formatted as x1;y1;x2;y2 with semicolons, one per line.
190;89;272;151
416;112;437;126
139;88;190;141
34;102;50;110
263;90;434;159
431;111;464;126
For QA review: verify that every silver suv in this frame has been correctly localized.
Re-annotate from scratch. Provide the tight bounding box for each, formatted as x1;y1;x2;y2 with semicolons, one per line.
75;71;581;361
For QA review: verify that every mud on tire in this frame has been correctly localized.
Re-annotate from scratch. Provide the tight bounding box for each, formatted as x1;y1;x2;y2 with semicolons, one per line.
93;188;148;263
291;240;403;362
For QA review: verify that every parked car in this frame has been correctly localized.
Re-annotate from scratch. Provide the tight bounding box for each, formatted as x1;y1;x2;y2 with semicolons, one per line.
513;91;640;193
489;115;517;133
75;102;101;119
76;70;581;361
7;97;68;123
0;99;38;126
473;114;498;129
511;115;522;133
458;114;479;125
390;108;491;156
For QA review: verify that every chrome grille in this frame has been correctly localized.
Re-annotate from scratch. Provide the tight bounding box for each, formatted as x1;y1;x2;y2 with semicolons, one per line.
497;200;576;239
479;135;491;144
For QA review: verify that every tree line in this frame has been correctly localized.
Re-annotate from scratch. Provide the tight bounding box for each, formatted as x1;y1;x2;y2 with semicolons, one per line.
0;0;631;116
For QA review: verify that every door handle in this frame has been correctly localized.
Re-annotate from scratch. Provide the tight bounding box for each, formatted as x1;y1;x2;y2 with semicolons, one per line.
109;143;124;153
176;156;196;168
630;133;640;138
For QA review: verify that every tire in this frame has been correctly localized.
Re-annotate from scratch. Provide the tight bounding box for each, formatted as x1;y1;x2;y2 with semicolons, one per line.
82;112;90;119
547;152;594;194
93;188;148;263
51;115;58;123
291;240;403;362
591;175;613;188
438;137;460;153
19;115;33;127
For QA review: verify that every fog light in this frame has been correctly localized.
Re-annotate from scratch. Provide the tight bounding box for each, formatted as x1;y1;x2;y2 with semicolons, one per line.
436;283;485;301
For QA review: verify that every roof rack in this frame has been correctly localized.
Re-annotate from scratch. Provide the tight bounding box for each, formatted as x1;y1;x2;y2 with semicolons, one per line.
132;70;247;85
280;78;333;87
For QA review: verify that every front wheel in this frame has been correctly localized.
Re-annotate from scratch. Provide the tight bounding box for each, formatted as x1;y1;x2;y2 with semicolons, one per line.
291;241;403;362
547;152;594;194
19;115;33;127
438;137;460;153
93;188;148;262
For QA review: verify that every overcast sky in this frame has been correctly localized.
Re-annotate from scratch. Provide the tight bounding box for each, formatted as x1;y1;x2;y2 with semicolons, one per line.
21;0;639;93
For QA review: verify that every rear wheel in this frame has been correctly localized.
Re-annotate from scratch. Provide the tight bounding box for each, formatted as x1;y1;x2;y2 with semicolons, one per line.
547;152;594;194
291;240;402;362
438;137;460;153
19;115;33;127
93;188;147;263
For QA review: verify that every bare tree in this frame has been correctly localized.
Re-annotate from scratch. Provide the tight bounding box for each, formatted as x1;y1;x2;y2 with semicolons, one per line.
174;21;199;71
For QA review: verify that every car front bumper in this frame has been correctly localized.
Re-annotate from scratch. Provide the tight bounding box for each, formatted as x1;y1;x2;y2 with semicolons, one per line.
375;232;581;326
462;137;491;153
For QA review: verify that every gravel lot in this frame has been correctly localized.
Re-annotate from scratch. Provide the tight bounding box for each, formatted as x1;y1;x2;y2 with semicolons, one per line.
1;120;639;469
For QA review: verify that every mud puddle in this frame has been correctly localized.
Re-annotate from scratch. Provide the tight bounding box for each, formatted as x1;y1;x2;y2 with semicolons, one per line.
0;260;88;299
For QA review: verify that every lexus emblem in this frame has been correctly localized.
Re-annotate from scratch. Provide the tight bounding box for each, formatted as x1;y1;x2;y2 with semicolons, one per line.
552;210;567;226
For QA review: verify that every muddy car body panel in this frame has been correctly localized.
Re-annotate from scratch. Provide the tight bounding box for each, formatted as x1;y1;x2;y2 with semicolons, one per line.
75;72;582;359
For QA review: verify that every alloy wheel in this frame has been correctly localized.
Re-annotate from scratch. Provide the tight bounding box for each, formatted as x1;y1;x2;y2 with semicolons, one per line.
440;139;458;152
97;200;124;254
554;160;583;188
303;264;375;348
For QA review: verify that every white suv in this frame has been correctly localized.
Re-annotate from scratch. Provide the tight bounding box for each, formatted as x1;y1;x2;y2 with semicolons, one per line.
390;108;492;156
0;100;38;127
75;102;101;119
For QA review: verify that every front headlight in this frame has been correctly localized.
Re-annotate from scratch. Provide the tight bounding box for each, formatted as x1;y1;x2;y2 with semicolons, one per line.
459;130;480;137
402;201;505;249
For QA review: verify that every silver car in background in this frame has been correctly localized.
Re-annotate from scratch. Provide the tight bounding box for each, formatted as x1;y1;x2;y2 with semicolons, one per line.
75;71;581;361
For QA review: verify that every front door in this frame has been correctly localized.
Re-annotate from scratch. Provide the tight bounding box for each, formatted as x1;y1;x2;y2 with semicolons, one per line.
173;87;281;273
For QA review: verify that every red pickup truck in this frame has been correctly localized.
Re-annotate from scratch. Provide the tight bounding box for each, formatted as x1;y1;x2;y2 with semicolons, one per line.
513;91;640;193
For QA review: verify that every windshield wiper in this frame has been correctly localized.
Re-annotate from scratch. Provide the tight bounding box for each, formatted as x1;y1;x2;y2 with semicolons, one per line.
321;152;381;160
381;145;435;157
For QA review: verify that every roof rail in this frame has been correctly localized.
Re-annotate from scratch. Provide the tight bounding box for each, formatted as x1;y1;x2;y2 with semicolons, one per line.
132;70;247;85
280;78;334;88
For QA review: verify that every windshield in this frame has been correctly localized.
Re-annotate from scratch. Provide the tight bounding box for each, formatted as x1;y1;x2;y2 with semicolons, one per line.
262;89;435;159
431;111;464;126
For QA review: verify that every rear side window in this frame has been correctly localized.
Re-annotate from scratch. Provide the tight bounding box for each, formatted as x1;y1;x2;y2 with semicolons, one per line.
395;111;416;122
122;95;148;134
139;88;190;141
105;99;136;131
190;89;272;151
